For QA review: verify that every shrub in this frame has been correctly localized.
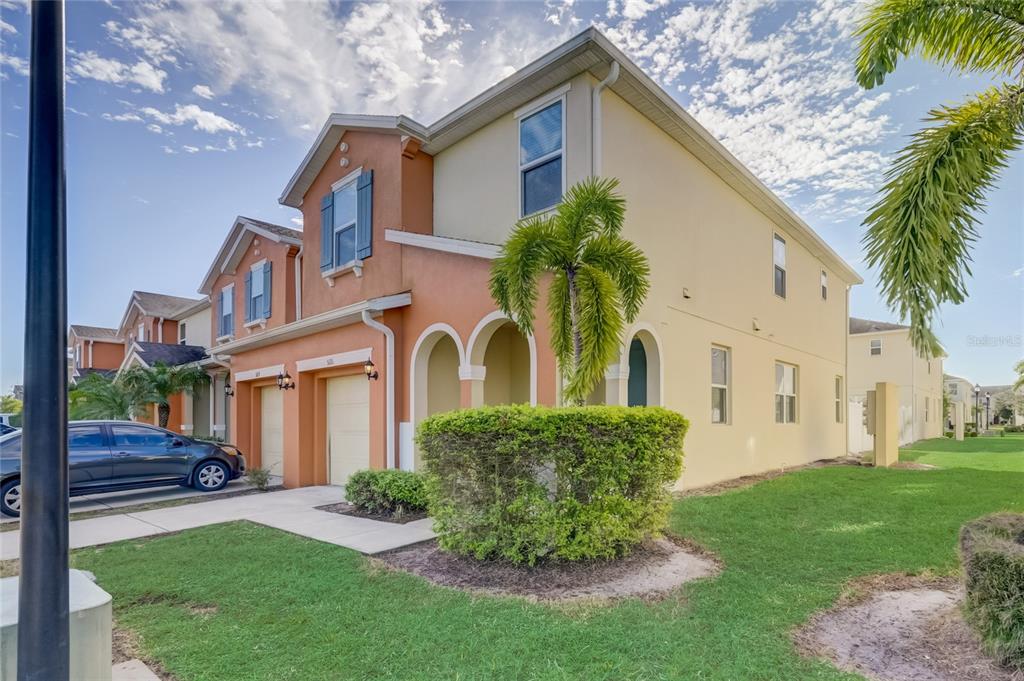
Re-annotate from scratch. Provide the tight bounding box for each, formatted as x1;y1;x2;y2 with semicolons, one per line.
345;469;428;516
960;513;1024;670
246;467;271;491
1005;425;1023;433
418;405;688;565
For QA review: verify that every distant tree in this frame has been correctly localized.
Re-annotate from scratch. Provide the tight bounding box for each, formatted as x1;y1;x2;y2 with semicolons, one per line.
120;363;208;428
854;0;1024;354
0;394;22;427
490;177;650;404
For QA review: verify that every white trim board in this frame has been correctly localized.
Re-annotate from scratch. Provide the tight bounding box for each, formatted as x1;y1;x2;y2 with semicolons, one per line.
384;229;500;259
235;364;285;382
296;347;372;373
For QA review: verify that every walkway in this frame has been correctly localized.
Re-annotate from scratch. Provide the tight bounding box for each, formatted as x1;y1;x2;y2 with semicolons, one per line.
0;486;435;561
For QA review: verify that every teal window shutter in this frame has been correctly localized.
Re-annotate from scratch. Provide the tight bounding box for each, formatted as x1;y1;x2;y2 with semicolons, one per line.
263;262;272;319
320;193;334;270
356;170;373;260
244;271;252;323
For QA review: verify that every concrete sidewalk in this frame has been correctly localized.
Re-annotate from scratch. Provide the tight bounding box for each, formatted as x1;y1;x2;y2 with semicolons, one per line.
0;486;434;560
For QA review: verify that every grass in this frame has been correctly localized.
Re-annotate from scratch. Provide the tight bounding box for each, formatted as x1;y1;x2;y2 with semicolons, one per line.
901;433;1024;472
72;438;1023;681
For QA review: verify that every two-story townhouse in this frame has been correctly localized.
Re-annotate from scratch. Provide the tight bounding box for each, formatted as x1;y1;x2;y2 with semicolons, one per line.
67;325;125;383
944;373;974;427
205;28;860;490
847;317;945;447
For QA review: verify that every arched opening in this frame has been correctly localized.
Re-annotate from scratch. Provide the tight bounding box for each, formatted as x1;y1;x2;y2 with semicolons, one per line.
410;325;465;469
482;322;531;405
624;328;662;407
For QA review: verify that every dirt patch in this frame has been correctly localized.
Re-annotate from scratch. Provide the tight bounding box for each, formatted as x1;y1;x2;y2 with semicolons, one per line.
679;458;856;497
795;575;1017;681
316;502;427;524
375;535;720;602
0;558;19;578
891;462;939;470
113;623;179;681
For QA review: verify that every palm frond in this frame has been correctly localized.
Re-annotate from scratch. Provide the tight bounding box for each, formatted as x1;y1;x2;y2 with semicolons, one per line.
563;264;624;403
863;85;1024;354
545;270;575;370
556;176;626;250
580;234;651;324
855;0;1024;88
489;215;561;336
1014;359;1024;391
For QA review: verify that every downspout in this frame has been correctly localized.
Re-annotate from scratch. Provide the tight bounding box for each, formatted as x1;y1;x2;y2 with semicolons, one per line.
591;61;620;177
361;310;395;469
157;317;164;343
88;339;94;368
294;245;303;320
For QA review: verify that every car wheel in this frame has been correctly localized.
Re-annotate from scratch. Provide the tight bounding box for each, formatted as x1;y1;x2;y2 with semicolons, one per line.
193;461;229;492
1;479;21;518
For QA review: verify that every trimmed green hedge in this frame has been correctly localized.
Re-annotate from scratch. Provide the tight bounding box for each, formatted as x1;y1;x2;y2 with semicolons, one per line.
418;405;688;564
345;469;428;516
960;513;1024;670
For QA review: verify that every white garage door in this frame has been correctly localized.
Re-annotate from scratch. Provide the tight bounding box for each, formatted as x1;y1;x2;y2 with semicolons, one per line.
260;386;284;477
326;375;370;488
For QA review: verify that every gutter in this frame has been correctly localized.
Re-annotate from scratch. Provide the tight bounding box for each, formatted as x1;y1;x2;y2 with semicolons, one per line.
591;60;619;176
294;244;304;320
360;310;396;469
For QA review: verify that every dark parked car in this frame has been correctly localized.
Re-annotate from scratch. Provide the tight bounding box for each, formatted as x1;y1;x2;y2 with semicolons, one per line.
0;420;246;517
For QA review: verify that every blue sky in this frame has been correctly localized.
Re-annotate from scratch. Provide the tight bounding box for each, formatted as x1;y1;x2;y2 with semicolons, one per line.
1;0;1021;393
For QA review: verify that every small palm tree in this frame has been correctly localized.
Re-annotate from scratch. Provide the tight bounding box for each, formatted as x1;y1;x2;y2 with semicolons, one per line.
855;0;1024;354
121;363;209;428
69;373;142;421
490;177;650;404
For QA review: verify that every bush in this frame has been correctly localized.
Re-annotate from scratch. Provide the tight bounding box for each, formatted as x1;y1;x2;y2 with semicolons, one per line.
345;469;428;516
246;467;271;491
960;513;1024;670
418;405;688;565
1005;425;1023;433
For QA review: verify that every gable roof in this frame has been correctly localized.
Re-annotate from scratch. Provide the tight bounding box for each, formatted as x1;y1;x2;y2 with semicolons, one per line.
121;341;207;370
849;317;909;335
279;26;861;285
117;290;205;337
69;325;122;342
198;216;303;295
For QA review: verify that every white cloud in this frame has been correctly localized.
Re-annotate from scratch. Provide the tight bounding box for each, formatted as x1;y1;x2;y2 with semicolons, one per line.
139;104;245;135
182;145;200;154
162;145;177;154
103;20;177;65
192;84;215;100
102;112;144;123
69;51;167;93
146;123;163;134
0;18;15;34
0;53;29;77
290;216;303;228
66;106;89;117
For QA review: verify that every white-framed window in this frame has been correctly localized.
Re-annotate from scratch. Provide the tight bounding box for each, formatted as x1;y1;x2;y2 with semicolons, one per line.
74;344;81;367
835;376;843;423
518;98;564;216
775;362;798;423
949;382;958;396
821;269;828;300
178;322;187;345
332;174;358;267
870;339;882;356
137;323;146;342
249;261;265;319
711;345;730;424
218;284;234;338
773;234;786;298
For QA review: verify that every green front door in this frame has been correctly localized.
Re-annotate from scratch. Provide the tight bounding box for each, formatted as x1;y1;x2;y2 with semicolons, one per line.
627;338;647;407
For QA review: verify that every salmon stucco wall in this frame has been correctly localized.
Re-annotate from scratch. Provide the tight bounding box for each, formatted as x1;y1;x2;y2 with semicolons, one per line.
209;235;296;342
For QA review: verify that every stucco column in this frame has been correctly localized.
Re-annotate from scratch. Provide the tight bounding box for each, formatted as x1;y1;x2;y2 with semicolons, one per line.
873;381;899;467
180;390;193;434
953;401;965;441
460;364;486;408
603;365;629;406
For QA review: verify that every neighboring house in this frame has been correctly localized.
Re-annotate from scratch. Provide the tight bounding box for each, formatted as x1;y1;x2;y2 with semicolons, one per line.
119;340;209;435
205;28;860;490
67;325;125;384
116;290;205;345
978;384;1022;427
944;373;975;425
847;317;944;448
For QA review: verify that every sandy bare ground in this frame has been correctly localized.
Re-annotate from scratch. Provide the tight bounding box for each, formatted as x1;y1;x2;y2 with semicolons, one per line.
796;578;1018;681
375;536;720;602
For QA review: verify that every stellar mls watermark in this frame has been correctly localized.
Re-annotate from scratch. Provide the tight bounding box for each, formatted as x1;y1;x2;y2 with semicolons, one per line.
966;334;1021;347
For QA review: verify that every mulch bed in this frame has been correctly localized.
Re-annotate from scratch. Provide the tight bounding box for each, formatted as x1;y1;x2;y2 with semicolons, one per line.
374;535;720;602
315;502;427;525
794;574;1018;681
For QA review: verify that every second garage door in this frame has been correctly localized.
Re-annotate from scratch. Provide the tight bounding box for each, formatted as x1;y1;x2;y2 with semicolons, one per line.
326;375;370;487
260;386;284;477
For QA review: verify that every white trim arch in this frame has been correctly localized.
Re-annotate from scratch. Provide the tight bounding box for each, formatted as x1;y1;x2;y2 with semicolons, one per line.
466;311;538;406
409;323;467;429
619;322;664;407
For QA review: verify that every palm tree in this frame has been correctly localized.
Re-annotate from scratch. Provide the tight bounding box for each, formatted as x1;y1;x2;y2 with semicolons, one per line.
121;362;209;428
68;373;142;421
855;0;1024;354
490;177;650;404
1014;359;1023;391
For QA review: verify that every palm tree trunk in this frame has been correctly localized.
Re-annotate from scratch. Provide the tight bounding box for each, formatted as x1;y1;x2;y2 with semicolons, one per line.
566;267;584;405
158;403;170;429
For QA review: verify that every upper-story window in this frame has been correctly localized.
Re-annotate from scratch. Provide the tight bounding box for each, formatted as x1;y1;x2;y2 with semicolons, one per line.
773;234;787;298
245;261;272;323
320;167;373;274
870;339;882;356
137;323;147;342
519;99;563;216
217;284;234;338
74;344;81;367
820;269;828;300
178;322;187;345
949;382;958;396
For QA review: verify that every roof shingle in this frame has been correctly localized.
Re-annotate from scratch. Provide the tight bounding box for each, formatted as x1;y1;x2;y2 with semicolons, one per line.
133;342;207;367
849;317;909;334
69;325;122;340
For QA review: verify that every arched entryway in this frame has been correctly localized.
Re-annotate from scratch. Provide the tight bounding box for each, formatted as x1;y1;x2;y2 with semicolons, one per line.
410;324;465;468
466;312;537;407
623;325;662;407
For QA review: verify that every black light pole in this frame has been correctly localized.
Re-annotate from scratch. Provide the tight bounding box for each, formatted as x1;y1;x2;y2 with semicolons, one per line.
18;2;70;680
985;392;991;430
974;384;981;432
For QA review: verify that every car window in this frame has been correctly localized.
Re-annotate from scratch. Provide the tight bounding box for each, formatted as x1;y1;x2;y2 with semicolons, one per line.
0;434;21;457
68;426;105;449
111;425;174;447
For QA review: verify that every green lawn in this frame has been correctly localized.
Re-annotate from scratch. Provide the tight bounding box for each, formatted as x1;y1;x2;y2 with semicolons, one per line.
74;439;1024;681
901;434;1024;472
